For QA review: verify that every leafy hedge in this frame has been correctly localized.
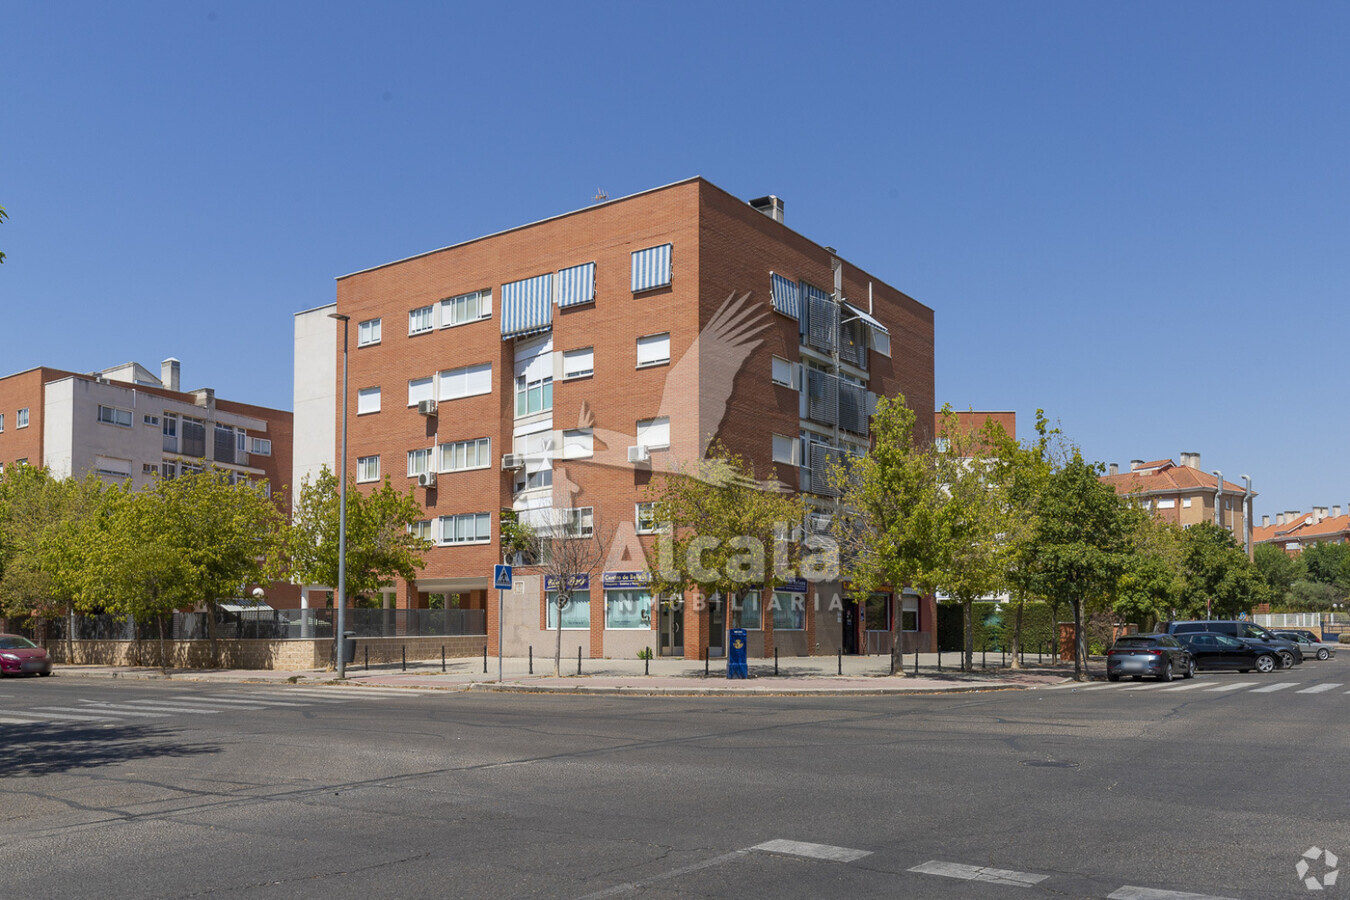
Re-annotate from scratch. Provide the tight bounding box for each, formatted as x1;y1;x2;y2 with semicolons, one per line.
936;601;1058;653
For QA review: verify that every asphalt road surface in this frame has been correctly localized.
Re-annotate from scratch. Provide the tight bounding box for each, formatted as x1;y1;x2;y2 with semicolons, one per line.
3;660;1348;900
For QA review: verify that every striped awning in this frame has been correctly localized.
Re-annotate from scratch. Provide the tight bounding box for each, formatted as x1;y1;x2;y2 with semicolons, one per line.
842;301;889;334
557;262;596;308
631;244;672;292
770;272;800;320
501;273;554;338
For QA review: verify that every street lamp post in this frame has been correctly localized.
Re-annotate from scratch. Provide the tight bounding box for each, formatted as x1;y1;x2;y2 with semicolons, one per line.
328;312;351;678
1240;474;1252;559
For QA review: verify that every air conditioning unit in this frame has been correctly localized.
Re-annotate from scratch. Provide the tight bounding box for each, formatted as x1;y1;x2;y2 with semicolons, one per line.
501;453;524;470
417;399;438;416
417;472;437;488
627;445;650;464
808;513;833;534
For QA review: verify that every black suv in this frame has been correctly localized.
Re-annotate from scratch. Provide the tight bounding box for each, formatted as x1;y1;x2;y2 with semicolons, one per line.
1164;620;1303;668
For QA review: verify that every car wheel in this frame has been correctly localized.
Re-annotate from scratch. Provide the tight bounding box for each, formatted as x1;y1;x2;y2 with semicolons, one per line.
1255;654;1277;674
1184;659;1197;679
1278;651;1295;669
1107;672;1121;682
39;670;52;677
1318;648;1331;661
1159;661;1173;682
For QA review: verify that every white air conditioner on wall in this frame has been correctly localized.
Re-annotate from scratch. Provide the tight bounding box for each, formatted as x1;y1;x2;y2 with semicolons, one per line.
627;445;650;464
501;454;524;470
417;472;437;487
417;399;438;416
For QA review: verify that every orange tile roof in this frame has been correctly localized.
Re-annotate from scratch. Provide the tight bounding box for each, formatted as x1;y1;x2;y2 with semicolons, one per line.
1100;460;1249;497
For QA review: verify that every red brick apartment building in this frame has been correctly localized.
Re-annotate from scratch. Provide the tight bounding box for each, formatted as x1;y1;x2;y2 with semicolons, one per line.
295;178;936;660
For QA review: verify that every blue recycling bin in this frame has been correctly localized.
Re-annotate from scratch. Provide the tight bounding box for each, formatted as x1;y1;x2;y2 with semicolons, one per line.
727;628;748;679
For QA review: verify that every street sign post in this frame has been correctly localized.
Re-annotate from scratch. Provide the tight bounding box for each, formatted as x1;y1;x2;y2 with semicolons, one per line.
493;565;512;681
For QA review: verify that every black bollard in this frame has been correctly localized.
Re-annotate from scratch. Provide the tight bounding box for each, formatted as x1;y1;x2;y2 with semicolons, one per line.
705;655;709;677
644;649;650;676
365;645;369;671
402;646;406;672
1002;647;1006;667
442;646;446;673
529;645;533;675
774;647;779;676
838;648;842;676
578;646;582;675
913;650;918;676
483;646;487;673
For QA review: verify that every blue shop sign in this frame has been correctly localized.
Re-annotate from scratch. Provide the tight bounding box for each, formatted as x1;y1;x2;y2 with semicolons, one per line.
544;574;590;591
602;571;651;589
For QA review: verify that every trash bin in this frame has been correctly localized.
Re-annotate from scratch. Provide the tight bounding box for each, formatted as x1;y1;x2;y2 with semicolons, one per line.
341;631;357;664
727;628;748;679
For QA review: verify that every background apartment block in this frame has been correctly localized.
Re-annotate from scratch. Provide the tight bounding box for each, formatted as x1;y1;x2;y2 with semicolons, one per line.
1100;453;1255;554
295;178;936;660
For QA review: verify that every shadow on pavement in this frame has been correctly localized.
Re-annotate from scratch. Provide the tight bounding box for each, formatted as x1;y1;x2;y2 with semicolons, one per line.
0;722;221;778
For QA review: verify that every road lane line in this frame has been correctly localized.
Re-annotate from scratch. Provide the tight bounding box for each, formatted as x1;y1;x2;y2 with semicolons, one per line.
0;715;48;723
1108;886;1246;900
573;850;749;900
751;840;872;862
1249;682;1298;693
909;860;1049;887
8;710;116;722
1296;683;1342;694
1204;682;1257;692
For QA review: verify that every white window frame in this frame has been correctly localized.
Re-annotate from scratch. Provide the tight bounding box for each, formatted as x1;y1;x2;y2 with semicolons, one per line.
562;428;593;459
0;413;5;432
357;455;380;483
358;318;382;347
439;437;491;473
636;501;663;535
438;512;492;546
515;372;553;417
250;437;272;456
1157;498;1176;509
97;405;133;428
562;347;594;380
438;363;492;402
636;332;671;368
407;448;432;477
409;520;434;543
771;356;798;388
439;289;493;328
546;591;592;629
635;416;670;451
357;386;381;415
408;305;435;336
561;506;594;538
17;408;30;429
408;377;434;407
604;590;652;629
772;433;799;466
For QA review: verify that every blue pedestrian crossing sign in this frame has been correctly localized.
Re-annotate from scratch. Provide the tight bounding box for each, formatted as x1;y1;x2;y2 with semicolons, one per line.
493;564;513;590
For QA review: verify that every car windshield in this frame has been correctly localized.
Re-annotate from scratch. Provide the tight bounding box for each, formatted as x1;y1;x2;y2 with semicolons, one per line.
0;636;39;650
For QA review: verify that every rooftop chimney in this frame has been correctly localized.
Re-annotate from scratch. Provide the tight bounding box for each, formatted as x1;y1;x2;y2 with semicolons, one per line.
1262;515;1270;527
1335;506;1342;518
161;358;181;393
748;195;785;224
1276;514;1284;526
1130;459;1145;471
1315;506;1328;522
1179;451;1200;469
1109;463;1119;475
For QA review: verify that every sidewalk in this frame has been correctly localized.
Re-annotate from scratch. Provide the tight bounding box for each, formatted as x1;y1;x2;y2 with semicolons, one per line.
51;651;1087;696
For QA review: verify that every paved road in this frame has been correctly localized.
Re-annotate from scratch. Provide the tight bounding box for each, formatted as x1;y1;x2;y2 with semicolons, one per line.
3;660;1347;899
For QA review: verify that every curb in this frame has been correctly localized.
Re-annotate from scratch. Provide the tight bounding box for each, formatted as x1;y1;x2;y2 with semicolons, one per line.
467;681;1035;697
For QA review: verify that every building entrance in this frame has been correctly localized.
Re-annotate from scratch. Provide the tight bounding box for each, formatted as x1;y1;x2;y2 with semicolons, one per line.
707;595;726;658
659;600;684;657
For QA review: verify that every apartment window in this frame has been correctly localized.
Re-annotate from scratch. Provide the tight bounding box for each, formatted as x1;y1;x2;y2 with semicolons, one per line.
1157;498;1176;510
636;416;670;450
636;333;671;368
439;512;491;546
770;272;801;320
357;456;380;483
409;520;433;543
162;414;177;452
636;501;662;535
772;434;799;466
180;463;203;476
515;372;553;417
407;448;432;477
407;377;435;407
631;244;672;292
408;305;435;336
214;424;237;465
161;462;176;479
901;594;919;632
439;437;491;472
547;591;591;629
771;356;796;388
562;428;593;459
97;405;133;428
557;261;596;308
771;592;806;630
358;318;382;346
1182;498;1192;508
0;413;4;432
17;408;30;429
438;363;492;401
865;593;891;631
605;590;651;629
516;429;554;490
250;437;272;456
561;507;594;538
181;417;206;457
731;591;762;630
871;330;891;357
143;415;160;427
94;455;132;479
562;347;594;380
440;289;492;328
357;387;382;415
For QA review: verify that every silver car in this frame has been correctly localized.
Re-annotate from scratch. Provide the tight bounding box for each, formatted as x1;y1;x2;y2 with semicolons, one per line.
1274;630;1337;661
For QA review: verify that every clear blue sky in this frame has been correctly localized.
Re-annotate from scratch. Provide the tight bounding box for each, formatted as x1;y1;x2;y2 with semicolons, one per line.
4;1;1347;519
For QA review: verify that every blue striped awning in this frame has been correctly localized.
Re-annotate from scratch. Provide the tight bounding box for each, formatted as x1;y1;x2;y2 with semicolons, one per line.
501;273;554;338
557;262;596;308
631;244;672;292
770;272;800;320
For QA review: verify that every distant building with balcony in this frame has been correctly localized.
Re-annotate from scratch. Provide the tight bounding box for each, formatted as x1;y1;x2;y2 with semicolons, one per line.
1100;452;1255;553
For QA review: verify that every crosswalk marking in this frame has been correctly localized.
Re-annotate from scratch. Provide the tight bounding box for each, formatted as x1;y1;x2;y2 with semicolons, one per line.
66;703;173;718
110;700;222;714
751;840;871;862
278;687;442;699
1159;681;1210;692
148;697;270;710
188;695;316;707
1121;680;1175;690
1204;682;1258;692
1074;683;1120;691
6;709;114;722
1249;682;1298;693
1297;683;1342;694
0;715;45;724
1108;886;1245;900
910;860;1049;887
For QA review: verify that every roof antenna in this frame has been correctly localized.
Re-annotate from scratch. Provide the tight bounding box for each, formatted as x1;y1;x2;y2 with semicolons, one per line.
593;188;608;203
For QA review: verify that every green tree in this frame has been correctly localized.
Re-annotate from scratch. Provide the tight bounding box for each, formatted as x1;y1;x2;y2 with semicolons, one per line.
1253;542;1302;605
1114;510;1185;631
1299;542;1350;594
285;467;429;619
1178;522;1267;619
1019;451;1131;681
526;507;615;676
999;410;1059;668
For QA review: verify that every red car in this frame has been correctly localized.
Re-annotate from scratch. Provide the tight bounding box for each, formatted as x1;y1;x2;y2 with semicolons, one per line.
0;634;52;676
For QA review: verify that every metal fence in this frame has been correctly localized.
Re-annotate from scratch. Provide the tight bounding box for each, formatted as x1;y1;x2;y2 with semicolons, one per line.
34;608;486;642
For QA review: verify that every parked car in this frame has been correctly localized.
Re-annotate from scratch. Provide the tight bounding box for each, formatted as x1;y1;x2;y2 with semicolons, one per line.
1106;634;1196;682
1164;620;1303;669
0;634;52;677
1274;630;1336;661
1175;632;1282;673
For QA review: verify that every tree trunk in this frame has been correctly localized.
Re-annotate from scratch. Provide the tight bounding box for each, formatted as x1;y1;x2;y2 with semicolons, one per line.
1008;597;1024;669
553;592;568;677
890;631;907;677
962;598;974;672
206;600;220;668
67;603;76;666
158;613;168;674
1072;598;1088;681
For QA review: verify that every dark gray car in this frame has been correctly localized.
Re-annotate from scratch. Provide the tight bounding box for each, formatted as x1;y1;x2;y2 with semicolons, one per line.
1165;620;1303;669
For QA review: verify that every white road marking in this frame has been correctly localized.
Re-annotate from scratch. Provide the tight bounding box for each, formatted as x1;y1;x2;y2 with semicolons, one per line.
7;709;115;722
1249;682;1298;693
1204;682;1257;692
573;850;749;900
1108;885;1246;900
909;860;1049;887
189;696;315;707
1159;681;1209;692
111;701;222;714
155;696;270;709
281;687;443;697
1121;680;1174;690
66;703;173;718
751;839;872;862
0;715;46;724
1074;683;1121;691
1296;683;1342;694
